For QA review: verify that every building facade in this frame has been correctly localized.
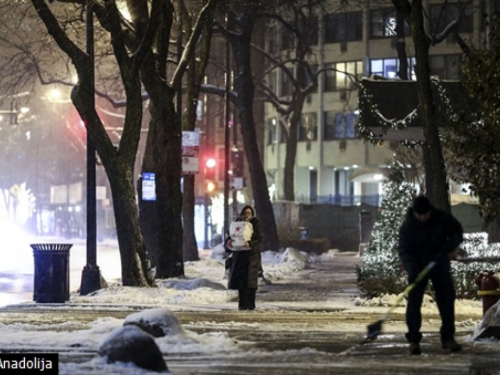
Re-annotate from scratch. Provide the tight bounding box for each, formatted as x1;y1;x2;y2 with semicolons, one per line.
262;0;497;206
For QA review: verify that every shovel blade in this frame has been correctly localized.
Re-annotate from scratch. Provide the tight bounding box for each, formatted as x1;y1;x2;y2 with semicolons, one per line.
362;320;383;344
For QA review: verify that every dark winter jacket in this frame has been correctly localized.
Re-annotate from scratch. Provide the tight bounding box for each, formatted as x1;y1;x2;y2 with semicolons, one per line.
225;216;262;290
398;207;463;277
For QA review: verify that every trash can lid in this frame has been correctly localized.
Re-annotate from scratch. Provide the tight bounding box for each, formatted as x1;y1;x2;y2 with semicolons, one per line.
30;243;73;251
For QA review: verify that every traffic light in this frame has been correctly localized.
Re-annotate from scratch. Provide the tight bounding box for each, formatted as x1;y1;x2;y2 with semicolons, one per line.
205;157;217;180
232;150;244;177
206;180;217;193
205;157;217;193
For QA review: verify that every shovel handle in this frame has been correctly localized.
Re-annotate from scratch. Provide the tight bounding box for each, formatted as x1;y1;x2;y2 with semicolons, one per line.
381;261;437;320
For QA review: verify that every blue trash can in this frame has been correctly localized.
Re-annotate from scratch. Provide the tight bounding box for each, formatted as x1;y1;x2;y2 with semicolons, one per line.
31;243;72;303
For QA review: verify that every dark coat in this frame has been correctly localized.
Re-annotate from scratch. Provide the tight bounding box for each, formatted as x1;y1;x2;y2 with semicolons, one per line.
225;216;262;290
398;207;463;277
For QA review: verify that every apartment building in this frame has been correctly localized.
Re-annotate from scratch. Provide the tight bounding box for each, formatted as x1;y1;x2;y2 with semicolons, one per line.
262;0;496;206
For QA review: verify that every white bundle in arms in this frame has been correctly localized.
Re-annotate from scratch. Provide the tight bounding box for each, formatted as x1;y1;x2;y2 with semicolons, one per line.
228;220;253;250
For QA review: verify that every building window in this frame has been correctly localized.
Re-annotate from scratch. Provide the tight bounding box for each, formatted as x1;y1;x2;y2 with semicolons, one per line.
430;2;473;35
370;8;410;38
325;61;363;91
306;17;319;46
429;54;462;80
280;68;294;97
324;112;358;140
266;26;278;54
298;113;317;141
298;64;318;92
267;71;277;93
324;11;362;43
267;118;277;145
281;24;296;50
370;57;416;80
334;169;354;196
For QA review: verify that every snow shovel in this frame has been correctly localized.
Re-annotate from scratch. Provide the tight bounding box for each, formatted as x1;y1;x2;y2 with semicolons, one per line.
361;260;436;344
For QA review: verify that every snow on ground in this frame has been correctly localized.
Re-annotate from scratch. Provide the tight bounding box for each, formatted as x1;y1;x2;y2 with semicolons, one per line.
0;246;345;374
67;245;326;307
0;238;493;374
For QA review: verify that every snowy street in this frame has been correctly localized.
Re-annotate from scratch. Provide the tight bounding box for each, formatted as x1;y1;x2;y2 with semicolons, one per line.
0;239;499;374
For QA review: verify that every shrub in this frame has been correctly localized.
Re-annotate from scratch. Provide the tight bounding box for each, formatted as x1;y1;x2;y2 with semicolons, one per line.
356;162;416;298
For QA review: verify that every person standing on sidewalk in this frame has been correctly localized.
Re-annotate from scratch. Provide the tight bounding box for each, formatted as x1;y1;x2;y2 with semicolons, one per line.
398;195;464;355
225;205;262;310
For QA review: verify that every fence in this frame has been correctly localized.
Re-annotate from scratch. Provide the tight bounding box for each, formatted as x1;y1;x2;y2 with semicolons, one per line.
296;194;383;207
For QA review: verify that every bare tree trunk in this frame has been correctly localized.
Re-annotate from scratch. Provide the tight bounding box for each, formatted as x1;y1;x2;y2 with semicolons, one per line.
108;166;154;286
395;9;408;80
392;0;450;211
229;6;279;251
181;5;214;261
141;85;185;278
138;0;219;275
182;55;201;262
283;104;302;201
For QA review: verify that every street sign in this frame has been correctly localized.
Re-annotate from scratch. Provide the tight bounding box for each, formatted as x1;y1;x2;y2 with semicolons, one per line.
182;156;199;174
182;130;200;174
142;172;156;201
231;177;244;190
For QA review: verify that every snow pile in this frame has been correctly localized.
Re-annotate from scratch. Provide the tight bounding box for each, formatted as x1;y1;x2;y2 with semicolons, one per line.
355;293;434;308
70;248;314;307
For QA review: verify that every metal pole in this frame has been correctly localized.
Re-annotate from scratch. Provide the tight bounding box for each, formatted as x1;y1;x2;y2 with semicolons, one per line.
232;106;238;219
203;192;210;249
80;0;101;295
223;12;231;241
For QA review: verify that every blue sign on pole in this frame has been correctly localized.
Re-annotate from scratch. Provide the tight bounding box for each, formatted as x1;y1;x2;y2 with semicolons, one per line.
142;172;156;201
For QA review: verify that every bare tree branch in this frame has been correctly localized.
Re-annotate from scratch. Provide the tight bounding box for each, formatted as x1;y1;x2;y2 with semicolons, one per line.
171;0;220;88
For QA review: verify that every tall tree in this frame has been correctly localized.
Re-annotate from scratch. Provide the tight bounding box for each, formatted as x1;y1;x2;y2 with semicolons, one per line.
30;0;155;286
131;0;220;277
181;1;215;261
445;14;500;241
223;1;280;251
14;0;220;284
391;0;450;211
254;0;321;202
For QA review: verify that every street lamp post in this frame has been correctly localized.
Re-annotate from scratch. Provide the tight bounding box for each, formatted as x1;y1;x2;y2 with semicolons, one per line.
80;0;101;295
223;12;231;240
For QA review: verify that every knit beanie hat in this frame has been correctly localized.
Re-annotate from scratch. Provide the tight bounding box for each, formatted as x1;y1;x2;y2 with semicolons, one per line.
412;196;433;214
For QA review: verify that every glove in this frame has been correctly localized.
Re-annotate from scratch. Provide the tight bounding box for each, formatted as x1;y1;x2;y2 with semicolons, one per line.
433;250;449;262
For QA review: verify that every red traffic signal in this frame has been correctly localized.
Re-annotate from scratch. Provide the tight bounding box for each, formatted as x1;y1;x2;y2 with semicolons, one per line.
206;158;216;169
205;157;217;180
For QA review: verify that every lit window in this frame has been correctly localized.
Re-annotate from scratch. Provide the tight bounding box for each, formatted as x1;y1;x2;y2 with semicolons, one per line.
324;112;358;140
298;113;317;141
267;118;277;145
370;57;416;80
325;61;363;91
370;8;410;38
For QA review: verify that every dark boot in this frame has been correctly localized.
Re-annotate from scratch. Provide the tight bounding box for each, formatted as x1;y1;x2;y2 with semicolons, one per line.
442;339;462;352
409;342;421;355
